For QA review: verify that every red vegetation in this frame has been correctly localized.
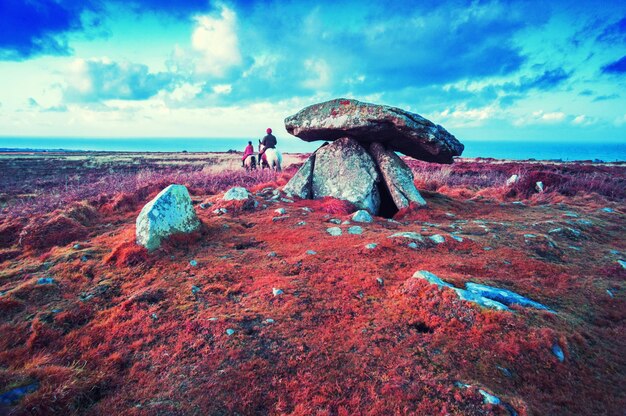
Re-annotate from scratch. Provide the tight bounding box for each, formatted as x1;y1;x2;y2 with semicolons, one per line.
0;154;625;415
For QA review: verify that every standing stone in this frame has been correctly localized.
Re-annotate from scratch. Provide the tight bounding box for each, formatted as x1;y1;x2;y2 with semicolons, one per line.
136;184;201;251
283;153;315;199
370;142;426;209
284;98;463;163
312;137;380;214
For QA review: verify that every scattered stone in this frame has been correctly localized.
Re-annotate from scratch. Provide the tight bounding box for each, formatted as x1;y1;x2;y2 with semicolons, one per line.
506;174;519;186
267;252;277;258
284;98;464;162
296;221;306;226
327;227;342;236
576;219;593;226
601;207;614;213
81;255;88;262
524;234;537;238
610;249;620;255
281;198;294;203
301;207;313;213
199;202;212;209
369;142;427;208
484;247;493;251
479;389;501;405
341;220;351;225
535;181;544;192
272;215;289;222
221;224;230;229
329;218;341;224
226;328;235;336
36;277;55;285
208;317;219;321
408;242;418;249
191;285;201;294
348;226;363;235
213;207;228;215
465;282;555;312
607;289;614;297
552;343;565;362
136;184;201;251
189;260;198;267
512;201;525;206
376;277;384;286
0;382;39;406
497;366;512;378
563;211;579;217
352;210;373;223
389;232;424;241
365;243;378;250
151;313;158;320
311;137;381;213
264;318;275;324
429;234;445;244
450;234;464;242
272;288;284;296
275;208;286;215
618;260;626;269
223;187;250;201
454;289;509;310
306;250;317;255
73;243;81;249
412;270;454;289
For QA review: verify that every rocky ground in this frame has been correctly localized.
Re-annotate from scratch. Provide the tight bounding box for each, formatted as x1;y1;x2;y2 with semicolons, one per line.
0;152;624;415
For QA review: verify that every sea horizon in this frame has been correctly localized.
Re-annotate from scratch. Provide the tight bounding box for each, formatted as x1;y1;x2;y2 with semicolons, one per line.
1;137;625;162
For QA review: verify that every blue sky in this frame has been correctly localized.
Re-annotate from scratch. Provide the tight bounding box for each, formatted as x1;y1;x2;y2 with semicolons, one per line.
0;0;625;143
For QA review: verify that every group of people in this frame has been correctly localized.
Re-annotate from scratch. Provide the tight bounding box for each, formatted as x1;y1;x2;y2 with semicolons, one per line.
241;127;277;168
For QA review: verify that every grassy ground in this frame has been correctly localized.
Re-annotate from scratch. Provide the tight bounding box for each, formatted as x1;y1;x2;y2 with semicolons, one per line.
0;152;624;415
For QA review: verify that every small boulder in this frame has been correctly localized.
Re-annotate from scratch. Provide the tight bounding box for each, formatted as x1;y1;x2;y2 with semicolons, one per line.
429;234;445;244
506;174;519;186
327;227;342;236
136;184;201;251
348;226;363;235
352;210;373;223
535;181;544;192
389;232;424;241
365;243;378;249
223;187;250;201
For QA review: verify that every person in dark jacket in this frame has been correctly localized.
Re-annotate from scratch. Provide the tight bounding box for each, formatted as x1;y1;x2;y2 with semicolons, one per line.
261;128;277;149
259;128;277;164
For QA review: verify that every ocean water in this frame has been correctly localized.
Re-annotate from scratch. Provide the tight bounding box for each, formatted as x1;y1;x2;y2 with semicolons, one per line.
1;137;625;162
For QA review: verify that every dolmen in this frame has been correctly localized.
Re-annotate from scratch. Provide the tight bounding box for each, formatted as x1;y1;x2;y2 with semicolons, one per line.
283;98;464;216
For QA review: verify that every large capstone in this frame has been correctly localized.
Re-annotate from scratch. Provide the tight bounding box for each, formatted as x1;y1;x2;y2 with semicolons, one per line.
136;184;201;251
370;142;426;210
312;137;380;214
285;98;463;163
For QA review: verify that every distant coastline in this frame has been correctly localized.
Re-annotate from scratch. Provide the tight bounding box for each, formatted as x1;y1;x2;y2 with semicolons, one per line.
1;137;625;162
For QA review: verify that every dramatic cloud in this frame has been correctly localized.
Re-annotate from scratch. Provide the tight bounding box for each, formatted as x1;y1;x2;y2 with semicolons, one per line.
0;0;98;60
191;6;242;77
65;58;175;102
602;55;626;74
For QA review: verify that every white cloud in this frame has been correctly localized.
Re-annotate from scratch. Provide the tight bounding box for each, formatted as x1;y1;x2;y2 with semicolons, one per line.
572;114;597;126
514;110;566;126
302;58;331;90
212;84;232;94
191;6;242;77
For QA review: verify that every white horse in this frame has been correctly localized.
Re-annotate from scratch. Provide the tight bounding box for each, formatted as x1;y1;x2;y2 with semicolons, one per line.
259;142;282;171
243;154;256;170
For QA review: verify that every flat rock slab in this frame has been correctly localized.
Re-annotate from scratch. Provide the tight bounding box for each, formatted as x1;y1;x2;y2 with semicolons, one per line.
285;98;464;163
136;184;201;251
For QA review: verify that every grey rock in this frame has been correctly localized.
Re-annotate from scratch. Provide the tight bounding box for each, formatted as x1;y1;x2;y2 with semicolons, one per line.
213;207;228;215
275;208;286;215
226;328;235;336
37;277;55;285
348;226;363;235
296;221;306;226
306;250;317;255
329;218;342;224
365;243;378;249
312;137;381;214
376;277;384;286
281;198;294;203
535;181;544;192
370;142;426;209
341;220;351;225
389;232;424;241
284;98;464;163
191;285;201;294
189;259;198;267
352;210;373;223
429;234;445;244
618;259;626;269
408;242;418;249
136;184;201;251
283;154;315;199
450;234;464;242
327;227;342;236
506;174;519;186
478;389;501;405
552;343;565;362
272;288;284;296
454;288;509;311
465;282;555;312
272;215;290;222
267;251;277;258
223;187;250;201
601;207;614;213
412;270;454;288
